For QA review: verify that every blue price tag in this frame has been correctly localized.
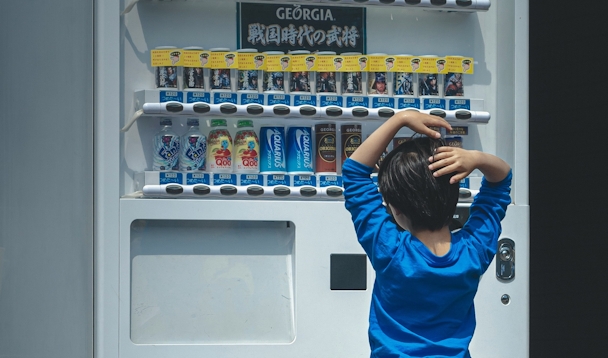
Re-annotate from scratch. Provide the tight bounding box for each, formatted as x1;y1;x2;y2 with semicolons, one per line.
397;97;420;110
240;174;264;186
267;174;290;186
240;93;264;105
213;92;237;104
293;94;317;106
186;172;210;185
319;175;342;187
319;95;343;107
448;98;470;110
160;172;182;184
371;96;395;109
160;91;183;103
293;175;316;187
344;96;369;108
213;173;237;185
267;94;291;106
186;91;210;104
422;98;446;110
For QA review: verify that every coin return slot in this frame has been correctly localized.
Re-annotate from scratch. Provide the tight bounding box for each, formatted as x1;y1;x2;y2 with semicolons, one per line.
246;186;264;196
193;185;211;195
246;105;264;115
273;186;291;197
193;103;210;113
219;104;237;114
219;185;237;196
458;188;472;199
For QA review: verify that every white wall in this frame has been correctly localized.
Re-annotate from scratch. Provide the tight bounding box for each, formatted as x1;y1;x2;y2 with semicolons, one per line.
0;1;93;357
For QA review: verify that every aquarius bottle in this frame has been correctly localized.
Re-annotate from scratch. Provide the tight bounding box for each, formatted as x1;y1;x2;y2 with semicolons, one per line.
152;118;180;171
179;118;207;171
206;119;233;173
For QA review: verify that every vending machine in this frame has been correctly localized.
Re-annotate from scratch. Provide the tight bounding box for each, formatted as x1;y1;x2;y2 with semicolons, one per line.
95;0;529;357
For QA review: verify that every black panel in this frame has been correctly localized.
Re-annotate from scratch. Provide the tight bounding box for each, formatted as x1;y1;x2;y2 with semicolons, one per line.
330;254;367;290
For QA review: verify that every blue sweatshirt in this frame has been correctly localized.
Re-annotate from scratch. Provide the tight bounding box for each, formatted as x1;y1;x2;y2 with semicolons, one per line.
342;158;512;358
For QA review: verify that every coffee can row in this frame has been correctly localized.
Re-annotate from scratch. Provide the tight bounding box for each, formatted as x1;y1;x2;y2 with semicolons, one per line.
258;123;361;175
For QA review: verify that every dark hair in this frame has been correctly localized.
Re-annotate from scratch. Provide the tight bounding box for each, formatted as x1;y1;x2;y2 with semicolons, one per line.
378;136;459;231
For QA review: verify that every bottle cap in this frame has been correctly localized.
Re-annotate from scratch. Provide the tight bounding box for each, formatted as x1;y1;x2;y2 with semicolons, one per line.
187;118;200;126
160;118;172;126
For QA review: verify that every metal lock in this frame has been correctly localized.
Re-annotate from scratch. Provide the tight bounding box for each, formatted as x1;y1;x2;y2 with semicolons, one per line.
496;238;515;281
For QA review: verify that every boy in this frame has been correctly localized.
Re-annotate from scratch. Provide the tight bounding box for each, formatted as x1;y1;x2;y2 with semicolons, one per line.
343;110;512;357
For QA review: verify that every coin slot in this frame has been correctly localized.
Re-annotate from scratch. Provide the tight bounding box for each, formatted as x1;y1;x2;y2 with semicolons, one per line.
246;104;264;115
219;185;238;196
165;184;183;195
455;110;472;120
192;103;210;114
192;185;211;195
247;186;264;196
273;186;291;197
165;102;183;113
219;104;237;114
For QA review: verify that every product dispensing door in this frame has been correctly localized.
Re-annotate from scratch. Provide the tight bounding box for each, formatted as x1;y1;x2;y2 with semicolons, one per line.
94;0;529;357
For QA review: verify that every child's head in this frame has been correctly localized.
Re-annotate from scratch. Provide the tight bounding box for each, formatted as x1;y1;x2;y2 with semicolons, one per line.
378;136;459;232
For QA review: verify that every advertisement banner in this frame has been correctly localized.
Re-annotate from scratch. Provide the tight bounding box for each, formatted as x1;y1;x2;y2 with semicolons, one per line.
238;2;366;53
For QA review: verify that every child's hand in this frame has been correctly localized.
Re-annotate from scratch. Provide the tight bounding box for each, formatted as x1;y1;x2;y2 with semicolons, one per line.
428;147;479;184
399;111;452;139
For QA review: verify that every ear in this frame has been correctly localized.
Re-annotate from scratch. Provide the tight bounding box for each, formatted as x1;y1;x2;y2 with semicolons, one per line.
388;204;403;217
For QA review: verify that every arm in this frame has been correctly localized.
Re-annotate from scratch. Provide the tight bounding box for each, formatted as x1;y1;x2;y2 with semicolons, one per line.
349;110;453;168
428;147;511;184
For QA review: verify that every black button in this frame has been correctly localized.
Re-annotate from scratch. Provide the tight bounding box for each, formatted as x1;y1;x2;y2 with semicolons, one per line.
220;186;237;195
431;0;447;5
247;186;264;196
404;0;421;3
299;106;317;116
378;108;394;118
220;104;237;114
246;104;264;115
459;188;472;198
273;105;290;115
326;187;343;197
456;0;473;6
192;103;210;114
165;184;183;195
352;108;369;118
273;186;291;196
193;185;210;195
430;110;446;118
165;102;183;113
300;187;317;197
326;107;343;117
455;110;472;120
379;0;395;3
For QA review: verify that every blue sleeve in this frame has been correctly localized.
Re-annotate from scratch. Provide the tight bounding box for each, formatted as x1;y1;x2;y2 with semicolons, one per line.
342;158;402;271
461;170;513;271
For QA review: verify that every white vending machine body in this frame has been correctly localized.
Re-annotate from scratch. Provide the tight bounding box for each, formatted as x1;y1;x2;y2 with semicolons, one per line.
95;0;529;357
